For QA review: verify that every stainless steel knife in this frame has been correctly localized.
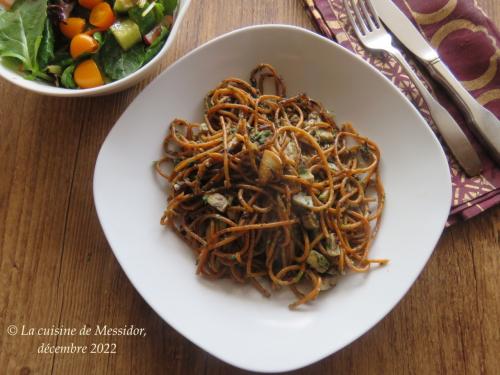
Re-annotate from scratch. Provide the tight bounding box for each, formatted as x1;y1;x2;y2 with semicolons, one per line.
373;0;500;164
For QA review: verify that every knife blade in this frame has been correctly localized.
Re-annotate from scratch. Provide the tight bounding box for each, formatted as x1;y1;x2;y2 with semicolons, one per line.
372;0;500;165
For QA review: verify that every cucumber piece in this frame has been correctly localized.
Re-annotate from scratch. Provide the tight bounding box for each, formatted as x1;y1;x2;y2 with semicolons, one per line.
114;0;137;13
110;20;142;51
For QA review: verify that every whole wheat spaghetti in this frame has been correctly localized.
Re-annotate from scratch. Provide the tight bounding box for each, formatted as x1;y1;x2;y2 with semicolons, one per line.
156;64;386;309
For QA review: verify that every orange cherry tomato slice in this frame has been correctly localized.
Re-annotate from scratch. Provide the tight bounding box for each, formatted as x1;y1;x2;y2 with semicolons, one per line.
74;59;104;89
89;3;115;30
59;17;86;39
70;34;99;59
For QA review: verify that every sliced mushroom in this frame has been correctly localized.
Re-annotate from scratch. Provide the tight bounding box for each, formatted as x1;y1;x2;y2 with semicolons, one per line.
199;122;209;133
307;250;330;273
314;129;334;143
292;192;314;209
328;162;339;173
298;167;315;183
258;149;282;184
284;140;299;162
324;233;341;257
203;193;229;212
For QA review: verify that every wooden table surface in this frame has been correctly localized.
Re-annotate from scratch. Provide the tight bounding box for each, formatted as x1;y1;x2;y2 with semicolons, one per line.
1;1;499;374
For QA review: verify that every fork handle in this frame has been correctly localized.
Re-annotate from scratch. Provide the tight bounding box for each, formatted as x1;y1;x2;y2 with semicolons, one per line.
389;48;482;176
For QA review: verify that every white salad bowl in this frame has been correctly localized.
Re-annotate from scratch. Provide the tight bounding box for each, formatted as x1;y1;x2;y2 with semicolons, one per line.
94;25;452;372
0;0;191;97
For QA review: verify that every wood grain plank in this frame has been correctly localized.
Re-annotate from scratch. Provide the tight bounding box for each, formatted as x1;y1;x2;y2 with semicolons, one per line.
0;0;498;374
0;95;90;374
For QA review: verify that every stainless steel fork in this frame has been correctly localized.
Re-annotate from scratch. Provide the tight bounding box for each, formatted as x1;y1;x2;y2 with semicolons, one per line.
343;0;482;176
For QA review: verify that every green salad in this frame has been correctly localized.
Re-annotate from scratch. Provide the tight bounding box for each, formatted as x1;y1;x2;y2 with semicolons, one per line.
0;0;177;89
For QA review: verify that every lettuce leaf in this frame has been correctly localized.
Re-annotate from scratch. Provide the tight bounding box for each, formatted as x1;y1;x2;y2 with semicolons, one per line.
98;33;145;81
37;19;55;70
61;64;76;89
144;26;169;63
0;0;47;76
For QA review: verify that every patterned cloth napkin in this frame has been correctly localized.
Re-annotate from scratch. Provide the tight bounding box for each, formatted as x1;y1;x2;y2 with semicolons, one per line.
303;0;500;225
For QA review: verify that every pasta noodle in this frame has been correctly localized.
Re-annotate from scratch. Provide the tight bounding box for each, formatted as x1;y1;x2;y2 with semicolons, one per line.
156;64;387;309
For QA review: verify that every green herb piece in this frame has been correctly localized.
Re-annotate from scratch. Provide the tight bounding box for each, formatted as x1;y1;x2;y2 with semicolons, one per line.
129;4;157;35
153;2;165;21
144;26;169;63
307;250;330;273
61;65;76;89
160;0;178;14
93;31;104;45
360;142;371;162
250;129;272;145
46;65;62;75
37;19;55;70
98;33;145;81
0;0;47;78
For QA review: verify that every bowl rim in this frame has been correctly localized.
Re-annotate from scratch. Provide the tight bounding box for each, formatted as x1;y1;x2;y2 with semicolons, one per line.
0;0;192;97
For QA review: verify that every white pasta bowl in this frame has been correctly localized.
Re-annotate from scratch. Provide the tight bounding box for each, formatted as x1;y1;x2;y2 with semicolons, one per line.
0;0;191;97
94;25;451;372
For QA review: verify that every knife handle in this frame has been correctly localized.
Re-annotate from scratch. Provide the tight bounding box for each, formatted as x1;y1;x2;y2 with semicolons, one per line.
389;48;482;176
425;59;500;164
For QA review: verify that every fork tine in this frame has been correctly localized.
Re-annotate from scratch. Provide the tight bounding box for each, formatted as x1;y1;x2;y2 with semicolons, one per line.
359;0;376;30
342;0;358;36
343;0;367;37
364;0;381;28
349;0;369;34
